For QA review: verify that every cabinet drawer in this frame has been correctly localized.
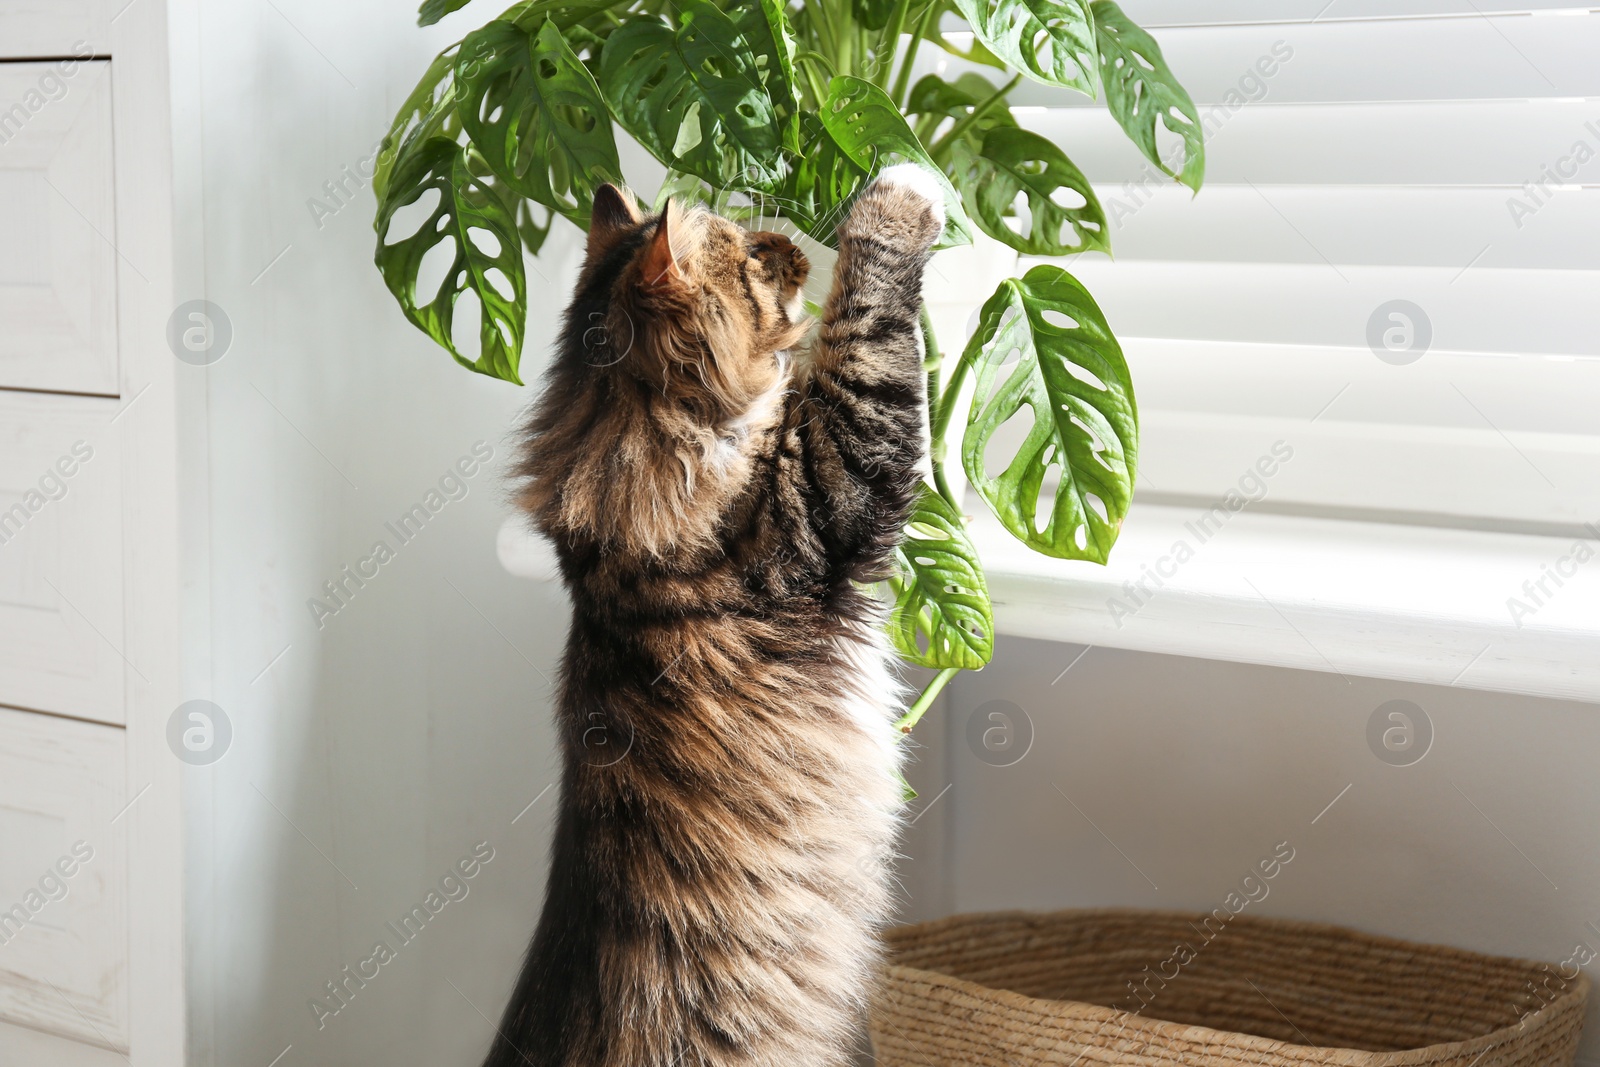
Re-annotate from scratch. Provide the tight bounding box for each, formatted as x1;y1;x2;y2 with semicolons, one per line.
0;59;117;395
0;3;114;59
0;707;128;1051
0;393;124;724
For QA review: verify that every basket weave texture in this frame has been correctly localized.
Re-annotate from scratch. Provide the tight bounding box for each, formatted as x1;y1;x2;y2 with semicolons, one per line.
869;910;1589;1066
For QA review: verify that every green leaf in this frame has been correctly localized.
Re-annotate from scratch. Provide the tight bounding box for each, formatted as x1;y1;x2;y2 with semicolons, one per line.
599;0;792;190
772;112;870;247
374;139;527;384
919;12;1008;70
418;0;473;26
1092;0;1204;191
455;19;621;226
905;72;1017;147
514;197;554;256
854;0;899;31
738;0;803;127
888;486;995;670
952;126;1107;256
374;45;464;206
950;0;1098;94
960;265;1137;562
654;168;714;211
816;75;973;249
652;167;772;224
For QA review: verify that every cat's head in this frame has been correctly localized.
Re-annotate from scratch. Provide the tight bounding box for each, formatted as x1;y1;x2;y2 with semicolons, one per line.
518;186;812;560
581;183;810;415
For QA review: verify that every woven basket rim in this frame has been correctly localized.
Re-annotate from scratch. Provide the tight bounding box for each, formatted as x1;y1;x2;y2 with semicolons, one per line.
879;908;1592;1064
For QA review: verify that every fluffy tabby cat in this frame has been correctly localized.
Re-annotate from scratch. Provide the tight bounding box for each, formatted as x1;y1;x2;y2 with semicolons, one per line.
485;166;946;1067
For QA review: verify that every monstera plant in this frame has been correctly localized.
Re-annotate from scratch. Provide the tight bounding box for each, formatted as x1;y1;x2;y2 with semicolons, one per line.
374;0;1203;736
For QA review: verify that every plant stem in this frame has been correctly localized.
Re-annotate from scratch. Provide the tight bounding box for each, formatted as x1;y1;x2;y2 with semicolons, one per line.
895;667;961;734
927;72;1022;161
874;0;914;89
835;6;854;75
928;306;978;514
796;51;830;107
931;355;971;469
803;0;839;65
920;305;961;509
920;302;942;372
921;308;953;508
796;49;837;76
891;1;940;108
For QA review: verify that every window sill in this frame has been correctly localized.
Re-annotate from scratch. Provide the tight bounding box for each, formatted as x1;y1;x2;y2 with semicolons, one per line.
970;503;1600;705
497;505;1600;705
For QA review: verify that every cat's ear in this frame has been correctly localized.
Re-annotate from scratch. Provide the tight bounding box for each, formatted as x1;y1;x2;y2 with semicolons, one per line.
586;183;641;263
640;200;684;290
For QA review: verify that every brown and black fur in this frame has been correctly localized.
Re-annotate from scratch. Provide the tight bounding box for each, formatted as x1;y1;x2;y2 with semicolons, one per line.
485;169;945;1067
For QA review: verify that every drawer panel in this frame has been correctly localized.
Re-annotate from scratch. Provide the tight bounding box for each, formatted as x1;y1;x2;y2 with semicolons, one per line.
0;707;128;1051
0;3;114;59
0;393;124;724
0;59;117;395
0;1018;128;1067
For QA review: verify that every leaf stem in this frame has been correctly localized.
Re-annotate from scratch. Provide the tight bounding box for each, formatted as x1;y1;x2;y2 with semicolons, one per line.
929;314;974;498
895;667;961;734
931;354;971;457
927;72;1022;160
921;305;960;509
794;48;831;107
803;0;840;64
920;302;942;372
891;1;940;108
874;0;914;89
796;49;837;76
797;47;837;106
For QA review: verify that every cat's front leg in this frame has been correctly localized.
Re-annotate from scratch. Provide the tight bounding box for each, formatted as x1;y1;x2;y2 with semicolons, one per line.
793;166;945;575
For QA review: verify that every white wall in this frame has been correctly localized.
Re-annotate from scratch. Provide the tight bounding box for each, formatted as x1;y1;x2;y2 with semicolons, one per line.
901;639;1600;1064
172;3;575;1064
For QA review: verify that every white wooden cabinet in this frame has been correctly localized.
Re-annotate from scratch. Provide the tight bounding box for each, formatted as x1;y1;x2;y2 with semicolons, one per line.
0;707;130;1052
0;1;187;1064
0;3;118;59
0;60;118;395
0;394;125;723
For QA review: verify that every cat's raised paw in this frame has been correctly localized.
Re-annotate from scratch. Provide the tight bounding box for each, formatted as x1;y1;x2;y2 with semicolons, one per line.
871;163;945;230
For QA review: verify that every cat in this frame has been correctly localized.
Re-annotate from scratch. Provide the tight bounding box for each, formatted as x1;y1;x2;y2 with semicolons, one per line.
485;165;946;1067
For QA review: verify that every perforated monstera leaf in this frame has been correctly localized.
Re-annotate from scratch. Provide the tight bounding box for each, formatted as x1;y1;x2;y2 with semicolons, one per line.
599;0;795;190
455;19;620;225
950;0;1099;95
888;487;994;670
816;76;973;250
375;139;527;383
777;112;870;246
853;0;898;30
917;10;1007;70
417;0;472;26
1092;0;1204;191
373;44;463;206
905;73;1018;147
952;126;1107;257
736;0;802;122
960;265;1137;562
654;168;715;210
514;197;553;256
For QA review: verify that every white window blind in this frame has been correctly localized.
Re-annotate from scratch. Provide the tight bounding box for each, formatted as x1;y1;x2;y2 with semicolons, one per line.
1006;2;1600;535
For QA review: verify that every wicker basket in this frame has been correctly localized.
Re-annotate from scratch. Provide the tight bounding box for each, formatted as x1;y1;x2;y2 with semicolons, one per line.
869;910;1589;1066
